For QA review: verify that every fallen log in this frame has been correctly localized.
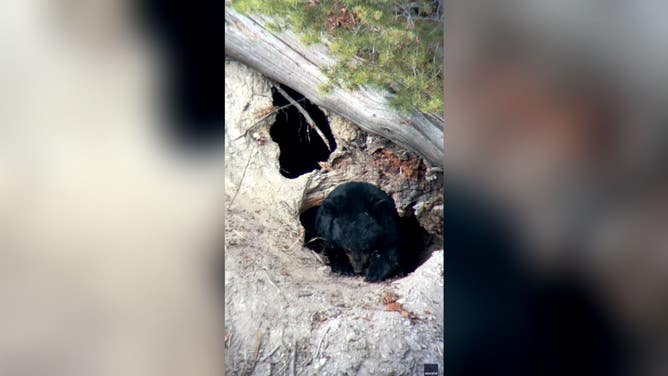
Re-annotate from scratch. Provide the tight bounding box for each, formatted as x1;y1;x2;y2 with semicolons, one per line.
224;7;444;167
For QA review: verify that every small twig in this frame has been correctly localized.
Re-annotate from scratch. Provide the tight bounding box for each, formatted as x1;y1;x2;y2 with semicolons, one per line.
233;98;309;141
314;325;331;360
278;362;288;375
299;115;311;144
290;339;297;376
262;269;281;294
273;85;332;152
228;143;257;209
309;249;326;266
225;332;233;348
245;329;263;375
260;345;281;362
286;237;302;251
253;330;262;361
304;236;324;246
299;356;313;370
275;97;307;111
233;114;272;141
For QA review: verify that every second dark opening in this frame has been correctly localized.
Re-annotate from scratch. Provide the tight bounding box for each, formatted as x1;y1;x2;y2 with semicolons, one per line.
270;84;336;179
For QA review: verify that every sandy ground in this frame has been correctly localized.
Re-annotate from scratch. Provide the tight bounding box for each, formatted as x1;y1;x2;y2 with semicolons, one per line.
225;203;443;376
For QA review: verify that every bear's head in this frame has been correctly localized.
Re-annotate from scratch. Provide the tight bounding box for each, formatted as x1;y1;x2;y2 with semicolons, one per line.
330;211;384;273
318;190;393;274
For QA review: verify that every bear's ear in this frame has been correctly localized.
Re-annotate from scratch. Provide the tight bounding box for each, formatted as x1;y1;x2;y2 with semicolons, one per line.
371;198;394;212
320;200;337;215
323;193;347;214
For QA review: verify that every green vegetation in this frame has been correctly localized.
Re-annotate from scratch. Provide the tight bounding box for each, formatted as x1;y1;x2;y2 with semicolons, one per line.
231;0;444;115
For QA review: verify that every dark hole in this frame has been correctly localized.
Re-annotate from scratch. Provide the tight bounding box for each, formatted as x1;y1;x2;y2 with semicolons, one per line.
300;205;435;277
300;206;323;251
397;215;434;274
270;84;336;179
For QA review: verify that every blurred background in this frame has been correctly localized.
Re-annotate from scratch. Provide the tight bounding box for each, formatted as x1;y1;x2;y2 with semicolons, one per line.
445;1;668;375
0;1;223;375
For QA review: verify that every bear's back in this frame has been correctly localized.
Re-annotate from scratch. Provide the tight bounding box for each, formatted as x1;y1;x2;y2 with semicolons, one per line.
325;182;394;215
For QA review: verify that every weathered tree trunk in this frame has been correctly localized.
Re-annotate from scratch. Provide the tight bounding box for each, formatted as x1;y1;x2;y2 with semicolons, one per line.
224;7;444;167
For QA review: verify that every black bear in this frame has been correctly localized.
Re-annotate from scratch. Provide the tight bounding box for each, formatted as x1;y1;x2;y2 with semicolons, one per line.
315;182;401;282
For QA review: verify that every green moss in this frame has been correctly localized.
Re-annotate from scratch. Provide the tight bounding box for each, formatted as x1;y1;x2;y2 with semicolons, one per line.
231;0;444;115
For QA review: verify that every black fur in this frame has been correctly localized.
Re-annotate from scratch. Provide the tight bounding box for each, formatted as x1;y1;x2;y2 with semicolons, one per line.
315;182;401;282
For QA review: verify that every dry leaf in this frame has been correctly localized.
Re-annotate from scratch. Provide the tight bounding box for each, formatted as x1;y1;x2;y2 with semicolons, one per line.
385;302;403;312
382;292;399;304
